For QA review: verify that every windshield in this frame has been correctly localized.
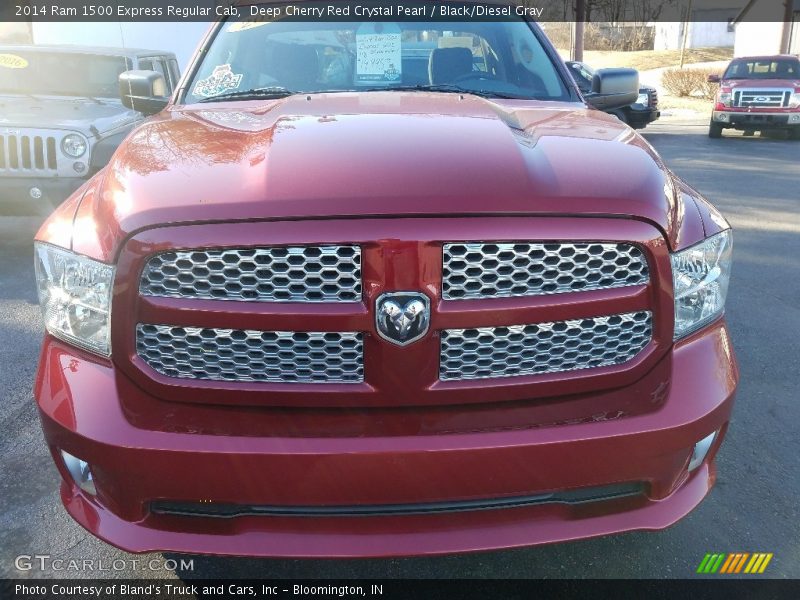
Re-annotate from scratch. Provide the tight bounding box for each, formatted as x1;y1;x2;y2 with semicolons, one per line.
0;51;131;97
184;14;569;103
723;58;800;80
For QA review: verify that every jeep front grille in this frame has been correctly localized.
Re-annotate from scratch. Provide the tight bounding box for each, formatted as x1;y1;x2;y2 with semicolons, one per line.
442;242;648;300
440;311;652;381
732;89;792;108
136;324;364;383
0;133;58;173
140;246;362;302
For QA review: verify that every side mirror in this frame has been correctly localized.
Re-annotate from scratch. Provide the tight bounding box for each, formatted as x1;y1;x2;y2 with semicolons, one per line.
584;68;639;111
707;74;721;83
119;70;169;115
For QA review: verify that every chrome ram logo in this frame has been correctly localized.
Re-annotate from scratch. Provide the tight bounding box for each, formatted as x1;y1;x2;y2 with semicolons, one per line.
375;292;430;346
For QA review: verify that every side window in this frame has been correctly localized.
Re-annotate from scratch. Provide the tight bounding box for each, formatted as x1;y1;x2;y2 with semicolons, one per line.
139;57;173;92
167;58;180;89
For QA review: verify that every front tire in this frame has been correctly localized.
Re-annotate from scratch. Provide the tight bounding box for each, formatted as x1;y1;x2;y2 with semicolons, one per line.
611;110;629;126
709;121;723;138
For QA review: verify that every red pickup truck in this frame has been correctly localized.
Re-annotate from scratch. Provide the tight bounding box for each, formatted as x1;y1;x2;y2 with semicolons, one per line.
709;55;800;139
32;4;737;557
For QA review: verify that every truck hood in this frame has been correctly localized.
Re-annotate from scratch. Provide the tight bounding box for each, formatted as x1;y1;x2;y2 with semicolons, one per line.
721;78;800;89
72;92;688;259
0;94;139;135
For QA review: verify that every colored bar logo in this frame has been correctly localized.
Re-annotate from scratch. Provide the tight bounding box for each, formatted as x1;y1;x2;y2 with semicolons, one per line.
697;553;773;574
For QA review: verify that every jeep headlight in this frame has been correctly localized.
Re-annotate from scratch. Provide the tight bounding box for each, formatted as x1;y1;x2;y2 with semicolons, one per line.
636;92;649;105
34;242;114;356
61;134;87;158
671;230;732;340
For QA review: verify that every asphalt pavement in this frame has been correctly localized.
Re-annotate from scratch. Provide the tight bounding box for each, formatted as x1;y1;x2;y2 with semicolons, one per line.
1;120;798;580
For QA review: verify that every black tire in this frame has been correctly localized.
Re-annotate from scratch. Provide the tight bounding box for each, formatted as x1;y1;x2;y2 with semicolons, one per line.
708;122;723;138
611;110;628;126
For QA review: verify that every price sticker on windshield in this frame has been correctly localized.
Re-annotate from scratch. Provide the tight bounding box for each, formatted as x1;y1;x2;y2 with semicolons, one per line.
355;23;402;86
0;54;29;69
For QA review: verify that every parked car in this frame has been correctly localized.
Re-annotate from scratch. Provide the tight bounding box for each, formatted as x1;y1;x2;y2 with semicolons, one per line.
566;60;660;128
0;45;179;211
708;54;800;139
33;6;736;558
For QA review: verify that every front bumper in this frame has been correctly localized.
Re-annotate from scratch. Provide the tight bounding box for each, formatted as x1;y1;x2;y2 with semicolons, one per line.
712;110;800;129
0;176;85;210
626;108;660;129
35;321;738;558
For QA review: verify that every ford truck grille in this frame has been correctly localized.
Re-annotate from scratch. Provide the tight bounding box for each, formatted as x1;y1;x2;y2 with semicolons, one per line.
442;242;648;300
0;133;58;173
136;325;364;383
733;89;792;108
139;246;362;302
440;311;652;381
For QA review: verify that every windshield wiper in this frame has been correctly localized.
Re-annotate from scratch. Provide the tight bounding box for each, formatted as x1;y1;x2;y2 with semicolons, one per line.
359;83;530;100
197;86;296;103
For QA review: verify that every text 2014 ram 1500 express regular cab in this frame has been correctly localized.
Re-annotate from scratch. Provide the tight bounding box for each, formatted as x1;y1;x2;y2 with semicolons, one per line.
32;1;737;557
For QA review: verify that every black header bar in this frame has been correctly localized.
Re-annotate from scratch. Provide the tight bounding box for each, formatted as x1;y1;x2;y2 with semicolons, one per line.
0;0;794;23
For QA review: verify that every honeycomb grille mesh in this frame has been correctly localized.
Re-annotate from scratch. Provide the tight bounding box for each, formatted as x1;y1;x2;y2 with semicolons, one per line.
136;324;364;383
139;246;361;302
440;311;652;381
442;242;648;300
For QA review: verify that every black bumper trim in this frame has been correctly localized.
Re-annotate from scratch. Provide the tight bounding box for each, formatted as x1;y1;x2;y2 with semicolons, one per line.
150;482;646;519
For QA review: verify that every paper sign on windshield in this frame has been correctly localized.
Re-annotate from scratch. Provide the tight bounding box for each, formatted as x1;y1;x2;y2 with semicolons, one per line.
355;23;401;86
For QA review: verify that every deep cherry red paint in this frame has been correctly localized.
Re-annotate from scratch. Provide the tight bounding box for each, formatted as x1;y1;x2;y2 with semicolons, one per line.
33;15;738;556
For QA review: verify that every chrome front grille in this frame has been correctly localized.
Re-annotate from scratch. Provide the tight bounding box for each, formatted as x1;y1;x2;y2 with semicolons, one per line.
136;324;364;383
140;246;362;302
442;242;648;300
0;133;58;173
440;311;652;381
733;89;791;108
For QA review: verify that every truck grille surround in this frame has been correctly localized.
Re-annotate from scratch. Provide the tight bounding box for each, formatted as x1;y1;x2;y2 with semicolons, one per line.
134;238;655;388
732;88;792;108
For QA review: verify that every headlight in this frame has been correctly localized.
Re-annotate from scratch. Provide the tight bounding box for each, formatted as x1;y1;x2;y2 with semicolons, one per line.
636;92;649;106
34;242;114;356
671;230;732;340
790;92;800;109
717;92;732;107
61;134;87;158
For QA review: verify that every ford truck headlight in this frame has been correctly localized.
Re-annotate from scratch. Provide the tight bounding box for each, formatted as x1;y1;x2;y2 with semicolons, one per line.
671;230;732;340
61;134;87;158
34;243;114;356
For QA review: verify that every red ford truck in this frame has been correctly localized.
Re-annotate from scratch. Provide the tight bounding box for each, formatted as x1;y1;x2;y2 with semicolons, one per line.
32;2;737;557
708;54;800;139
